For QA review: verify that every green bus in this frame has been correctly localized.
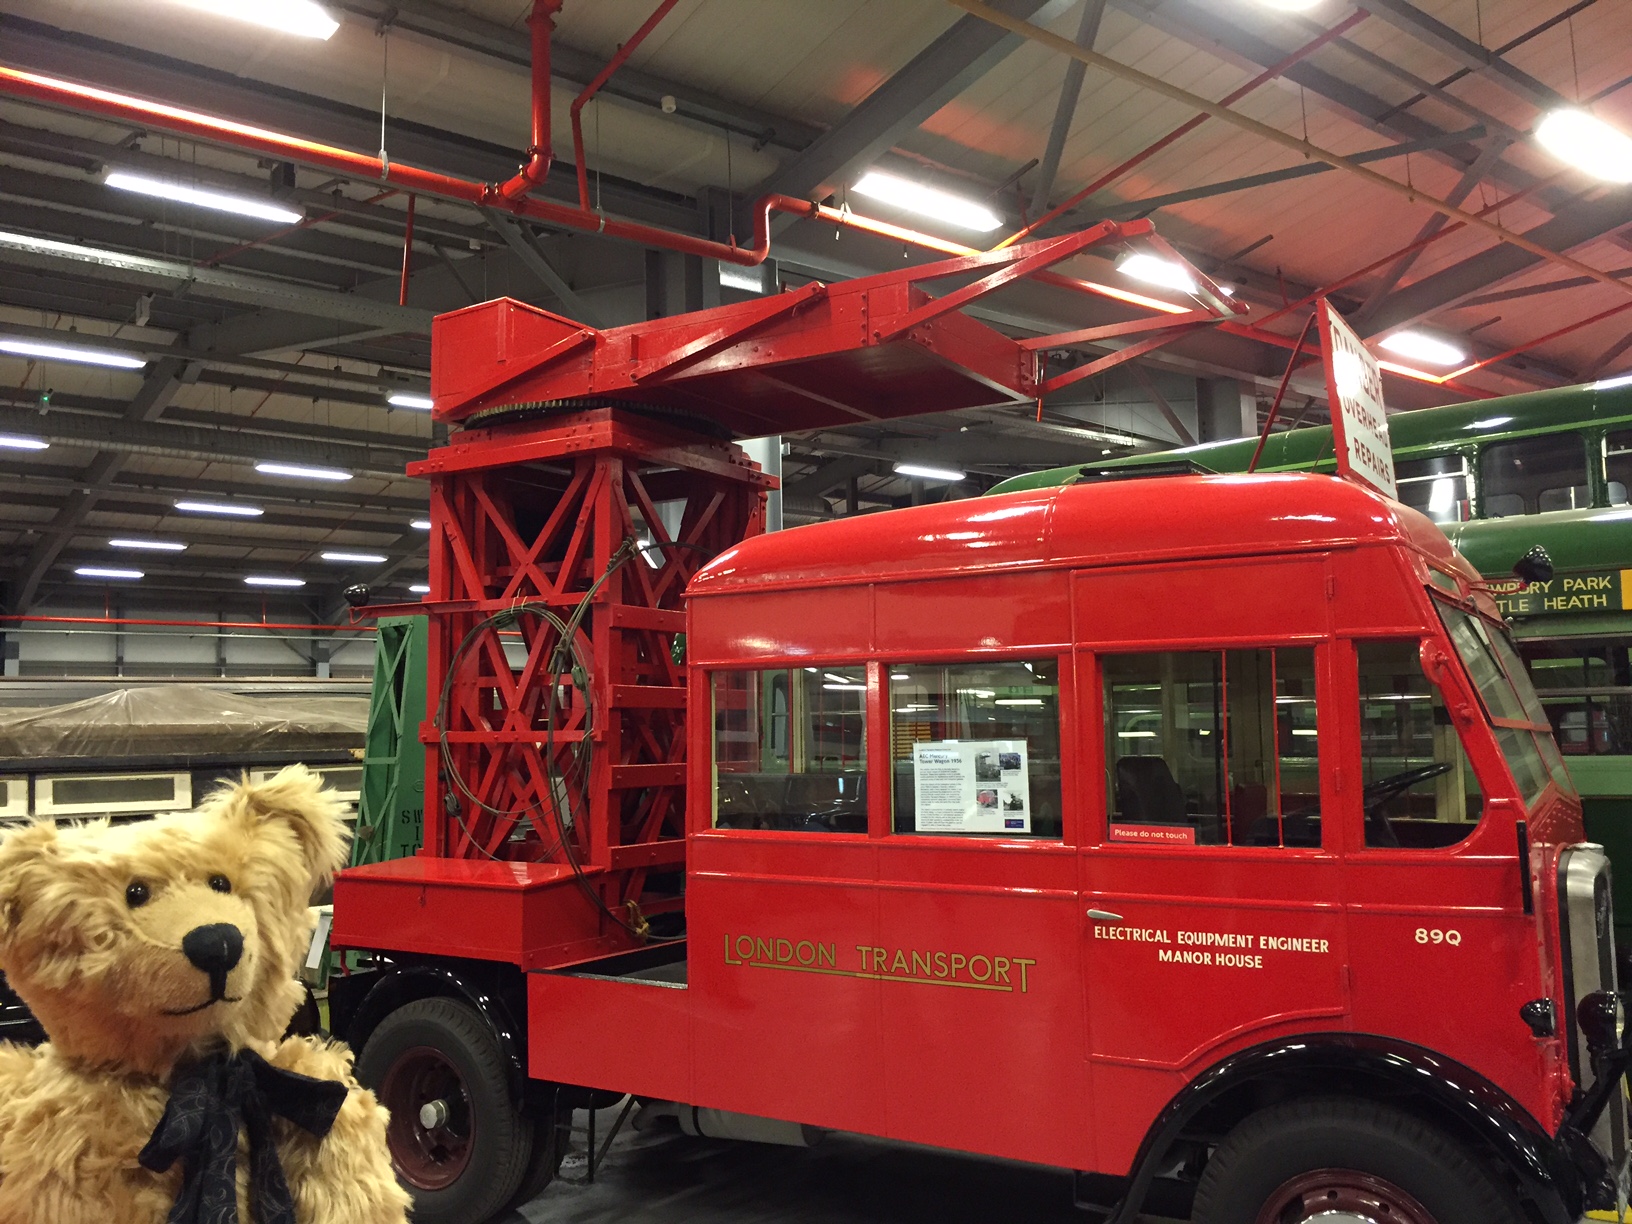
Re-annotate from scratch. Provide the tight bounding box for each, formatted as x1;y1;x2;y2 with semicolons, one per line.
994;378;1632;935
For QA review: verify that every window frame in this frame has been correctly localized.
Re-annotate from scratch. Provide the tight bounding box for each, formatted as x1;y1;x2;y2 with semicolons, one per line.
1475;432;1593;519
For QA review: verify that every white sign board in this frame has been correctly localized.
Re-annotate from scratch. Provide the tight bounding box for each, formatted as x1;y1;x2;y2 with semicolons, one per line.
1318;298;1397;501
912;740;1030;834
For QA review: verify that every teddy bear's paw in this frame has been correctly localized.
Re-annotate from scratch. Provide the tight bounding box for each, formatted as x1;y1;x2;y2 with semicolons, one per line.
269;1033;357;1083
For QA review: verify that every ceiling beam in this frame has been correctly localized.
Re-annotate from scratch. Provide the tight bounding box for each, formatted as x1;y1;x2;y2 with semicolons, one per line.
481;209;606;327
1356;0;1563;110
753;0;1074;204
1029;0;1107;216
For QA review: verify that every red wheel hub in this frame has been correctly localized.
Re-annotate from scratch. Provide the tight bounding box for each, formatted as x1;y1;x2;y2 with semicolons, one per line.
379;1044;475;1191
1256;1169;1438;1224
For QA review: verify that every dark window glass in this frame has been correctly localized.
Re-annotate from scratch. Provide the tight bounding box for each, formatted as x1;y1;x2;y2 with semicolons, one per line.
712;668;866;833
1356;641;1483;848
1605;430;1632;505
1394;455;1470;524
889;660;1061;838
1103;648;1319;848
1479;435;1590;517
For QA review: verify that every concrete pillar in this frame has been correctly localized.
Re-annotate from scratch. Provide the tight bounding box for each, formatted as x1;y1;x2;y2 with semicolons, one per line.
1196;378;1256;443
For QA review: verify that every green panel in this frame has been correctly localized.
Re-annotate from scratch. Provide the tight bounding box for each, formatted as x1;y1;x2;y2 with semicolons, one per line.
1560;755;1632;800
353;615;428;866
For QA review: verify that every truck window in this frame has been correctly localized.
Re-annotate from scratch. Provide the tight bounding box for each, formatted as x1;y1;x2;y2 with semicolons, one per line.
711;667;867;833
1478;434;1591;517
889;660;1061;837
1394;455;1470;524
1435;605;1568;801
1102;648;1319;848
1357;640;1484;848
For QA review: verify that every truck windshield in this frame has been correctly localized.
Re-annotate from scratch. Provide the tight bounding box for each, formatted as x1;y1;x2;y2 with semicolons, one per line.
1435;601;1573;802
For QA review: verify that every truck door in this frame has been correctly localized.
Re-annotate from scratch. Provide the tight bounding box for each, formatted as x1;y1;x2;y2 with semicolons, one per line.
1082;630;1348;1168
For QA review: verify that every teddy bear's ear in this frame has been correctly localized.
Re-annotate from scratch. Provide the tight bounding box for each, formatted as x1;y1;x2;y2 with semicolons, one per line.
0;821;60;949
229;764;351;889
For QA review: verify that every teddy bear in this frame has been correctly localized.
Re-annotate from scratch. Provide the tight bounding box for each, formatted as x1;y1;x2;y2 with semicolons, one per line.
0;764;411;1224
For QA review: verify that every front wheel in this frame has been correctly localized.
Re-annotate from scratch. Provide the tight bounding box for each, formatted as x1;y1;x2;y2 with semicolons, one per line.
356;996;535;1224
1193;1098;1524;1224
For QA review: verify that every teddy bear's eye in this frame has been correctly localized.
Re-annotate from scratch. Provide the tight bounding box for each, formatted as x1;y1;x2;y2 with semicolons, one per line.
125;881;150;908
208;875;232;895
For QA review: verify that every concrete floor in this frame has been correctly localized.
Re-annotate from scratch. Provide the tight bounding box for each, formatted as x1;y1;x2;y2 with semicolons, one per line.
505;1106;1159;1224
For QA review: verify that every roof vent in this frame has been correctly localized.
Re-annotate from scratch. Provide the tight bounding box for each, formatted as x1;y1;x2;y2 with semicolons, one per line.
1073;458;1217;483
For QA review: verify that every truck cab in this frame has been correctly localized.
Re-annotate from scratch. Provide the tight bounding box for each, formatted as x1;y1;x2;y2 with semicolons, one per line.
336;469;1624;1224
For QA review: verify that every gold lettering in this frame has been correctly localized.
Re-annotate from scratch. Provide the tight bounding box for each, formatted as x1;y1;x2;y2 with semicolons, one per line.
855;944;872;970
819;943;836;968
969;955;992;982
994;956;1011;984
756;937;774;963
795;940;816;966
933;952;949;978
873;946;886;972
775;938;793;963
911;951;930;977
736;935;755;962
950;953;967;978
891;950;909;975
1014;957;1035;993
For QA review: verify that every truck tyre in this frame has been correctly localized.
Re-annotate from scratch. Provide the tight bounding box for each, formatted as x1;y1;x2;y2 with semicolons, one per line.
1192;1097;1525;1224
505;1100;567;1211
357;996;534;1224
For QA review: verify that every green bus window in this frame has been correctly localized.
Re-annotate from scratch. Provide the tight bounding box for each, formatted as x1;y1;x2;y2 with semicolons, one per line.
1356;641;1483;849
889;660;1061;838
1479;434;1591;517
712;668;866;833
1103;648;1319;849
1395;455;1470;524
1605;430;1632;504
1520;639;1632;759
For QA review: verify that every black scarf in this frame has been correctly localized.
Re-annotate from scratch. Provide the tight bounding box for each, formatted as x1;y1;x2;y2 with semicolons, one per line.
138;1046;349;1224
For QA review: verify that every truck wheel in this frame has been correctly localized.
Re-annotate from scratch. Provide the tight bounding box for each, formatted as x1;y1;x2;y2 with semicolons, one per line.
1193;1098;1524;1224
357;997;534;1224
506;1098;566;1210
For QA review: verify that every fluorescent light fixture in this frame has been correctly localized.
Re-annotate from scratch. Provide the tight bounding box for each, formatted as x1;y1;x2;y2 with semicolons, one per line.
255;461;352;482
409;583;431;594
170;0;340;39
1594;374;1632;391
1379;330;1466;367
175;499;263;517
822;683;867;691
0;434;49;451
1254;0;1322;10
1118;730;1158;738
994;698;1045;706
75;566;143;580
244;575;306;588
1465;415;1513;431
824;673;858;684
893;461;965;483
104;171;303;225
1536;109;1632;183
410;519;432;530
387;393;433;410
321;550;387;564
719;264;768;294
890;673;910;680
109;538;186;552
0;338;146;370
1116;251;1198;295
851;171;1002;233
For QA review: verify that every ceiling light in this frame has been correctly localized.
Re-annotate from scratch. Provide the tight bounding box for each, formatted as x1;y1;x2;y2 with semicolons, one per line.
994;698;1045;706
893;461;965;483
175;499;263;517
851;172;1002;233
109;538;186;551
255;461;352;482
1594;373;1632;391
387;392;433;410
409;583;430;594
0;338;146;369
75;566;143;580
822;683;867;691
104;172;304;225
1536;109;1632;183
321;550;387;564
170;0;340;39
410;519;432;530
1379;331;1466;367
1116;252;1198;295
1253;0;1323;10
244;575;306;588
0;434;49;451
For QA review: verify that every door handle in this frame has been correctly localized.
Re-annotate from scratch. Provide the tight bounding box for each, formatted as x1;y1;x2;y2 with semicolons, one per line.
1087;909;1123;923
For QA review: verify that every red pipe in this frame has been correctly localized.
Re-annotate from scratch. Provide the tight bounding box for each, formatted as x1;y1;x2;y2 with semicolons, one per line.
573;0;682;211
496;0;564;202
997;10;1370;251
1247;311;1318;473
399;193;417;305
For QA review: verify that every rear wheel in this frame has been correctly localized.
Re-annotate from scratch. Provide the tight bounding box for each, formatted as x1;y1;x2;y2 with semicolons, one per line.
1193;1098;1524;1224
357;997;534;1224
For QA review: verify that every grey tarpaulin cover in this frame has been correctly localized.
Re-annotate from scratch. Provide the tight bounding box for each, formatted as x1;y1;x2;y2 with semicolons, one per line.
0;685;368;764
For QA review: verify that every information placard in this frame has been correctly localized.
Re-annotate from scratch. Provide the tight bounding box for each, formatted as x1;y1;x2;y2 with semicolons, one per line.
1318;298;1397;501
912;740;1030;833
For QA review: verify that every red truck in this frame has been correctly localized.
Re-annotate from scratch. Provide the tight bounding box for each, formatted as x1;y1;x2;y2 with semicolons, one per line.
328;237;1623;1224
332;463;1627;1224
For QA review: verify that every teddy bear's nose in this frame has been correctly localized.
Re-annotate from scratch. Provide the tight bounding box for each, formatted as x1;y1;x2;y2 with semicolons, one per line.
182;923;244;977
